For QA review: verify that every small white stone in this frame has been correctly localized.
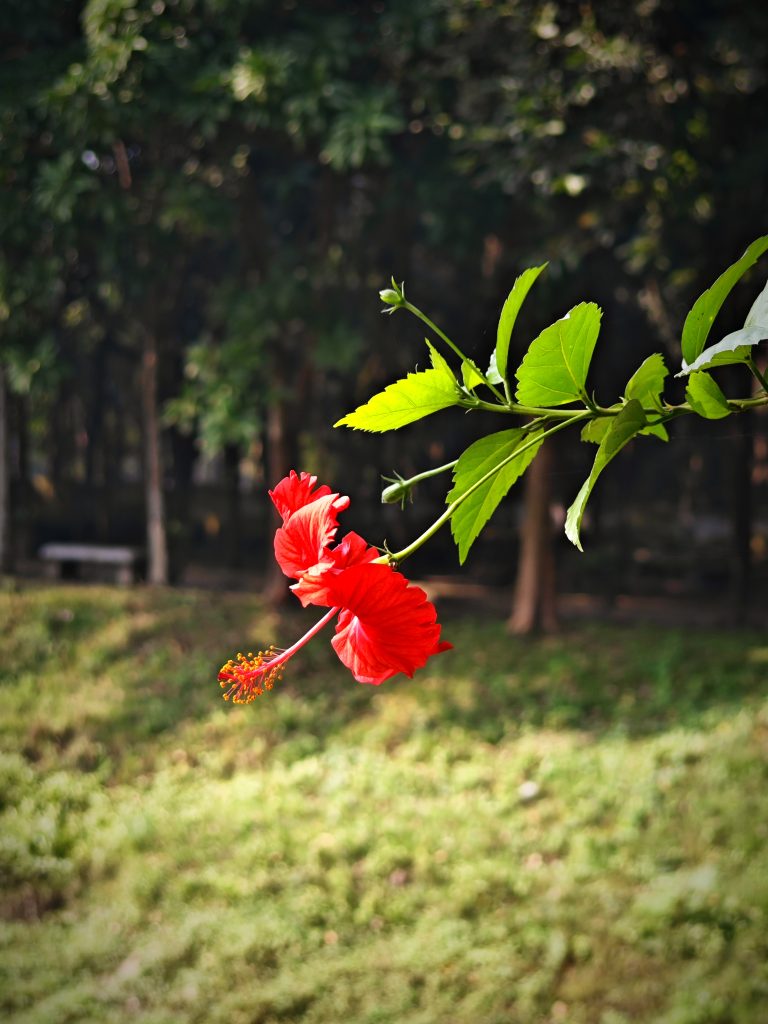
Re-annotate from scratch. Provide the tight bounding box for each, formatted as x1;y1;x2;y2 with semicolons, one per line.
518;780;541;803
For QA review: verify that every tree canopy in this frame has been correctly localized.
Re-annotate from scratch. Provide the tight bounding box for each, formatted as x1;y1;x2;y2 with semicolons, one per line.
2;0;767;583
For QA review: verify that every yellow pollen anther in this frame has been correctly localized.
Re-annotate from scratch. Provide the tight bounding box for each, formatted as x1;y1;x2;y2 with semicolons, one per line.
218;645;284;703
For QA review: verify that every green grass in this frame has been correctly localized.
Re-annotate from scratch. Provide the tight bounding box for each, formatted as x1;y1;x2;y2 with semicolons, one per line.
1;582;768;1024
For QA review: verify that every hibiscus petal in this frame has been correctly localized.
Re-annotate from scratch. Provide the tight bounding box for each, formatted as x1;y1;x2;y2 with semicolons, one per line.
328;531;379;570
269;470;341;523
327;563;451;685
274;493;349;579
290;531;378;608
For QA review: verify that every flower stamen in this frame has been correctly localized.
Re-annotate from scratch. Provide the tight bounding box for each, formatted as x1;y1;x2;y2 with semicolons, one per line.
218;647;284;703
218;606;341;703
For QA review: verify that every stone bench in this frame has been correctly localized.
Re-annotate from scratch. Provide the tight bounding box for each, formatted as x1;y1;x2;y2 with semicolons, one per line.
38;543;144;585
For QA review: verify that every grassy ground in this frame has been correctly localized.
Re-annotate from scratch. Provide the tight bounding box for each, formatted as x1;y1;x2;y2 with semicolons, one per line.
1;582;768;1024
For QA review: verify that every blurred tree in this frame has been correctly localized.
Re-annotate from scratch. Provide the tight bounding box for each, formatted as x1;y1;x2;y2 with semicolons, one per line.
2;0;766;609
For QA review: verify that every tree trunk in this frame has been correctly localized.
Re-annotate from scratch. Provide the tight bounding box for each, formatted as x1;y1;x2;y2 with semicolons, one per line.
508;442;558;635
85;346;109;540
168;426;195;580
141;333;169;585
264;390;294;605
223;443;242;570
0;365;11;574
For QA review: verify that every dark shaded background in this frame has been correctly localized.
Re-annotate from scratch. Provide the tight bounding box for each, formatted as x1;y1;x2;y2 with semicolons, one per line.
1;0;767;619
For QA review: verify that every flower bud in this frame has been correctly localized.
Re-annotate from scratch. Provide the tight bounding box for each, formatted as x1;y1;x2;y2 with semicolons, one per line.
379;279;406;314
381;474;412;508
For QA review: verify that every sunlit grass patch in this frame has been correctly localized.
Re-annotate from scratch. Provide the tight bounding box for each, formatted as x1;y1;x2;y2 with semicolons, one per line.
1;584;767;1023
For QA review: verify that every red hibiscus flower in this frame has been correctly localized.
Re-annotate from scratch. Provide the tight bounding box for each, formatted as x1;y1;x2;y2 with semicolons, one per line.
219;471;451;701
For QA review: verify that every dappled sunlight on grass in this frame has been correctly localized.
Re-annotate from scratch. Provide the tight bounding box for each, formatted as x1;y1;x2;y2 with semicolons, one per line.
1;584;768;1022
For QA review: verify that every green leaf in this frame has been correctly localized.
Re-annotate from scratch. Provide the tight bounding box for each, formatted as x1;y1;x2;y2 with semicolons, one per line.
486;350;503;385
624;353;668;408
447;429;544;564
565;400;647;551
515;302;602;407
745;274;768;330
426;340;453;378
685;371;731;420
622;355;669;439
334;361;459;432
641;422;669;442
680;235;768;366
678;277;768;375
678;330;761;374
461;359;486;391
494;263;547;381
581;418;611;444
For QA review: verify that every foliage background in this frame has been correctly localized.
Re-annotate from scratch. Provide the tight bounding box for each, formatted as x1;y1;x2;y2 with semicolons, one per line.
1;0;767;595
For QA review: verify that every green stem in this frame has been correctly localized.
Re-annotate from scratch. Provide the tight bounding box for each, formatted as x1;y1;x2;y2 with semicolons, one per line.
465;397;597;419
729;394;768;410
469;393;768;421
660;394;768;417
402;460;458;485
747;356;768;393
381;461;460;508
380;413;589;565
403;300;508;405
381;461;458;507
